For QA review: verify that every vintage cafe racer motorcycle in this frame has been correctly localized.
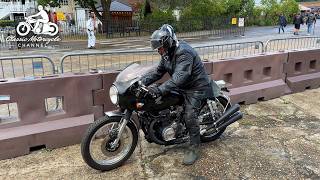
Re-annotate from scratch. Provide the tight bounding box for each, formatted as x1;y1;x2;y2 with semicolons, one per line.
81;63;243;171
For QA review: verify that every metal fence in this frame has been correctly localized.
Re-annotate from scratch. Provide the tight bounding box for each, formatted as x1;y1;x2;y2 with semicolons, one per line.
60;50;159;73
58;17;245;40
0;27;15;50
194;41;264;61
60;41;264;73
265;36;320;52
0;55;56;79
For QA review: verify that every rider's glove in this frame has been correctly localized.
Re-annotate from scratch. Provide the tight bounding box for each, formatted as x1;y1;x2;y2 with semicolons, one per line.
147;85;162;98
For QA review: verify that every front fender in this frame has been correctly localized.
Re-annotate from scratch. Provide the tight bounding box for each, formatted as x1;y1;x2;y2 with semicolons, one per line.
104;110;125;118
104;110;139;130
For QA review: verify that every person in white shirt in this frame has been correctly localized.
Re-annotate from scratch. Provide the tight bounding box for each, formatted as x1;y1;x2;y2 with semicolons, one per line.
28;5;49;33
87;12;96;49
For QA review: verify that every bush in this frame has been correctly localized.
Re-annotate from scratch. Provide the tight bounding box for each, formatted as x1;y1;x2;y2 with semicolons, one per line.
0;20;16;27
141;10;176;32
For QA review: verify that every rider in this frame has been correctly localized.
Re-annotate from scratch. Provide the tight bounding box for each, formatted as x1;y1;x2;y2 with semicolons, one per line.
141;24;213;165
27;5;49;33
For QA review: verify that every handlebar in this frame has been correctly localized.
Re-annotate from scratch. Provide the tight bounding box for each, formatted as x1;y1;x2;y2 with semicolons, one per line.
136;81;158;99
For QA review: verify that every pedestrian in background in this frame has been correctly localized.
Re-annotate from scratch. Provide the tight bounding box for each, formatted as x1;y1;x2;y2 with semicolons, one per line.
278;13;287;34
293;13;303;35
306;11;316;35
86;12;96;49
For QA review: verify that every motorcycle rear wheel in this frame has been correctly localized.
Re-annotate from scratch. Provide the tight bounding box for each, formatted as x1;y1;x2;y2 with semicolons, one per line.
81;116;138;171
200;96;230;142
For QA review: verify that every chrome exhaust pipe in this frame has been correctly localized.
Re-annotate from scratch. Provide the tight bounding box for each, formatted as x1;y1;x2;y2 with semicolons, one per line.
207;104;240;129
216;111;243;131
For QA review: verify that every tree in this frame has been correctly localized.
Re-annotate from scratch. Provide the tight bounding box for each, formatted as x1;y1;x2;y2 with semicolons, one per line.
280;0;299;23
142;0;152;17
76;0;112;32
239;0;255;17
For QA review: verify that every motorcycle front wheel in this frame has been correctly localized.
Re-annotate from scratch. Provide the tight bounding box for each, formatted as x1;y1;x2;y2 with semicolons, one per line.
17;23;31;36
81;116;138;171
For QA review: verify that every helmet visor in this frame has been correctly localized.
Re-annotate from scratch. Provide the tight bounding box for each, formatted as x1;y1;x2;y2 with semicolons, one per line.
150;39;162;50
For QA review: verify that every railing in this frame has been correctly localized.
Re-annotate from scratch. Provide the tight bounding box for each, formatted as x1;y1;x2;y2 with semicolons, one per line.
194;41;263;61
0;29;15;50
2;37;320;75
0;55;56;79
60;41;264;73
59;17;245;40
60;50;159;73
265;36;320;52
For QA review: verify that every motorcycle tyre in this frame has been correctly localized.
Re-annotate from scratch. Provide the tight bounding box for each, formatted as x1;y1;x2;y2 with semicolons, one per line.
49;23;59;36
81;116;138;171
17;23;31;36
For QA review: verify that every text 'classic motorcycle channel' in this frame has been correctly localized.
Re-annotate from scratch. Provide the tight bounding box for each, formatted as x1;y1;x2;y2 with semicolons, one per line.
80;63;243;171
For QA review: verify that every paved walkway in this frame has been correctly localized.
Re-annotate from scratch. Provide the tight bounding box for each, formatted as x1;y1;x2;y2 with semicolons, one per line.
0;88;319;179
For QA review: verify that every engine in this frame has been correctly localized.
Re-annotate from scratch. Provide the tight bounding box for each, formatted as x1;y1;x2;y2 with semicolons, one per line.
150;107;185;142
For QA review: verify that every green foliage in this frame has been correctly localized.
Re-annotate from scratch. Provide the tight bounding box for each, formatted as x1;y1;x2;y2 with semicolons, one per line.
141;10;175;31
180;0;226;19
280;0;299;23
239;0;255;17
253;0;299;26
0;20;16;27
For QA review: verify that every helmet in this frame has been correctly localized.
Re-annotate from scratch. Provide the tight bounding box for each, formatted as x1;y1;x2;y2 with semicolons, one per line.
150;24;178;50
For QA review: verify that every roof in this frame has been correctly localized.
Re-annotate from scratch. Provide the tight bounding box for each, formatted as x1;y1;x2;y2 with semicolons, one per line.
110;1;132;12
299;4;311;11
299;1;320;8
96;0;133;12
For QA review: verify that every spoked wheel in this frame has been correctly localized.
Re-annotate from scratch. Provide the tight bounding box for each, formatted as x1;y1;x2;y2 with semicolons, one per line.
17;23;31;36
81;116;138;171
200;97;231;142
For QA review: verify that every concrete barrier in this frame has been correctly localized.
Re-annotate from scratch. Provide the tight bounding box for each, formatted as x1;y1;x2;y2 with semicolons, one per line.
211;53;290;104
285;49;320;92
0;73;104;160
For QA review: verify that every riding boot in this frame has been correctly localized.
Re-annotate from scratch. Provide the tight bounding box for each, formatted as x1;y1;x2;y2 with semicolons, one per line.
183;144;200;165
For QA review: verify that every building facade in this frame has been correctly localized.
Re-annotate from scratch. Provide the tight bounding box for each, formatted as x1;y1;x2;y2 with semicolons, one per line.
0;0;37;20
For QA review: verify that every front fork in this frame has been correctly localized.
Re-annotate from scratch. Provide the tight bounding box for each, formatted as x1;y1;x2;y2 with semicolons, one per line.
111;110;132;147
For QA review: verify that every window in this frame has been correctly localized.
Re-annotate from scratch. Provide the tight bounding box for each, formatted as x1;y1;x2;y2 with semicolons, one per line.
58;0;68;5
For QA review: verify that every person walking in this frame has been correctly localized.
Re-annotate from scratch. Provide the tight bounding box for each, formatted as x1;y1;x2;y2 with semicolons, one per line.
278;13;287;34
306;11;316;35
87;12;96;49
293;13;303;35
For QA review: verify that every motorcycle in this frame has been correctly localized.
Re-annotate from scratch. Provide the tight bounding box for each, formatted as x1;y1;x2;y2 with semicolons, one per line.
81;63;243;171
16;17;59;37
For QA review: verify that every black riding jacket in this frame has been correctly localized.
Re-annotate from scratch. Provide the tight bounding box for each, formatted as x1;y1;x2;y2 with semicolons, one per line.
141;41;211;95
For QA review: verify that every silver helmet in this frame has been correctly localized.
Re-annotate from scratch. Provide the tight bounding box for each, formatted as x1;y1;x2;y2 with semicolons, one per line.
150;24;178;50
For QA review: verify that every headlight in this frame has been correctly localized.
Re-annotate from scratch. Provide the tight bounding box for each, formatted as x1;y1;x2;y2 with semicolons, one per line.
109;85;119;105
216;80;227;89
